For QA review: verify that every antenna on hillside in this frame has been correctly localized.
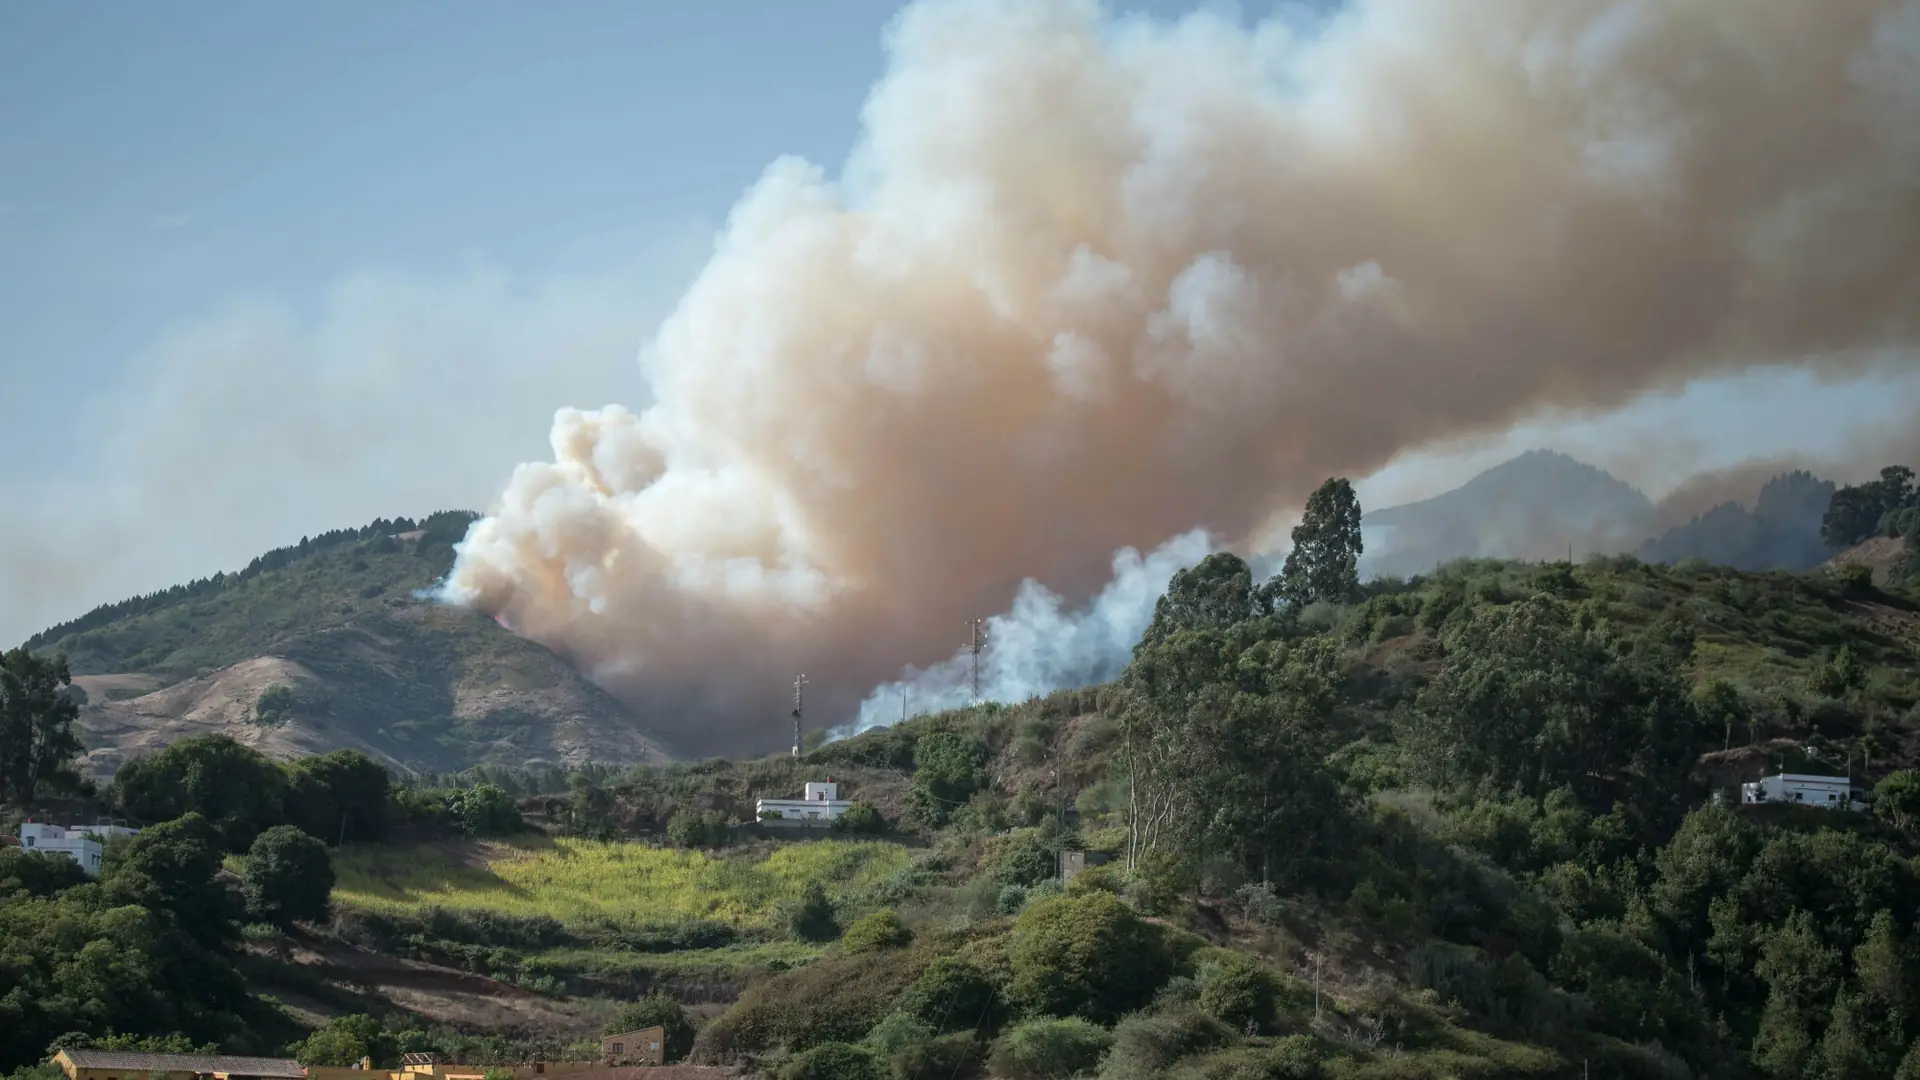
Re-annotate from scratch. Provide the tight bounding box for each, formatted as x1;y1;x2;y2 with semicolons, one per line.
791;674;808;758
967;619;989;704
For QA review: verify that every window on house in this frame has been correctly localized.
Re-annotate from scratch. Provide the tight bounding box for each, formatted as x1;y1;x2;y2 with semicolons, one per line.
24;837;32;847
611;1044;623;1056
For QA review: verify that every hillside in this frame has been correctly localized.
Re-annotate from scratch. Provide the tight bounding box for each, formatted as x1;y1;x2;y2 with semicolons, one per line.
1637;469;1837;571
12;554;1920;1080
1363;450;1654;578
25;513;673;777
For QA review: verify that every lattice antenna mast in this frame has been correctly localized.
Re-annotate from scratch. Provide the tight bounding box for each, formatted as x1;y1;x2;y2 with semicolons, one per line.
791;674;808;758
968;619;989;704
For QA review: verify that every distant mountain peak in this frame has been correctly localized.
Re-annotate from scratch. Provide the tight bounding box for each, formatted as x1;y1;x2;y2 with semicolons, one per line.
1362;450;1652;577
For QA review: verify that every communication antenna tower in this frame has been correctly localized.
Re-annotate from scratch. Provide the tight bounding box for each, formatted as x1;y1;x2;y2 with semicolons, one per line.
968;618;989;704
791;674;808;758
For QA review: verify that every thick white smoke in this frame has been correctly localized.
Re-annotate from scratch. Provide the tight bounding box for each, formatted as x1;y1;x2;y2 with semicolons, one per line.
446;0;1920;756
843;529;1214;736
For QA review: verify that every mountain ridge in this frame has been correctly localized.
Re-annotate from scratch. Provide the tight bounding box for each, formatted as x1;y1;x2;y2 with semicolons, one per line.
26;513;675;777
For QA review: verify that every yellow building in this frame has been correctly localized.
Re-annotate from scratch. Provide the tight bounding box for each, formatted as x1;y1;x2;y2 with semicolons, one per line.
304;1056;606;1080
54;1051;306;1080
600;1029;665;1068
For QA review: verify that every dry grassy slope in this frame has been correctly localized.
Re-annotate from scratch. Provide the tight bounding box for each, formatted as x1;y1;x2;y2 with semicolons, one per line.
36;525;675;778
1824;534;1910;583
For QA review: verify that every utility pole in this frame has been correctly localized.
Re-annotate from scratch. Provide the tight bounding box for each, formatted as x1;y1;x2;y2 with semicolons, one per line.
791;674;808;758
967;618;988;704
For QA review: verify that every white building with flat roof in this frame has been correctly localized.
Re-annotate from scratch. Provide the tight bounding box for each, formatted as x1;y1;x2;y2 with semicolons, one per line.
756;780;854;823
16;822;140;876
1740;773;1862;811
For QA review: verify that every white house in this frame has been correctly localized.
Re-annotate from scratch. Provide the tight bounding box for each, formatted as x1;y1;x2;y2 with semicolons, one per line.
1740;773;1862;811
755;781;855;823
16;822;140;876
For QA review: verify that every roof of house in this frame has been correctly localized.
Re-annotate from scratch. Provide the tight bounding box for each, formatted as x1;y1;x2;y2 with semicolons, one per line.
56;1050;306;1077
602;1026;665;1040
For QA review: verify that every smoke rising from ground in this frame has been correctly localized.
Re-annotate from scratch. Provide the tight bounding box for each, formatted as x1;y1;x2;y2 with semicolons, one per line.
447;0;1920;755
842;530;1213;737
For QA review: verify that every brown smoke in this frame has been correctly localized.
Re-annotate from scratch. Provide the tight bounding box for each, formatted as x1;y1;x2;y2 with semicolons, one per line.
447;0;1920;755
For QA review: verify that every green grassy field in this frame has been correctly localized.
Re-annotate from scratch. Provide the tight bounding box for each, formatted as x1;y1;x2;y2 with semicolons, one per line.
331;837;911;930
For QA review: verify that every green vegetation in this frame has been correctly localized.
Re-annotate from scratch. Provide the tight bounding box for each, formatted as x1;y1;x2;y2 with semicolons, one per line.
113;735;393;849
243;825;336;927
0;648;87;804
17;510;667;776
8;469;1920;1079
332;836;907;932
24;512;477;674
0;814;300;1071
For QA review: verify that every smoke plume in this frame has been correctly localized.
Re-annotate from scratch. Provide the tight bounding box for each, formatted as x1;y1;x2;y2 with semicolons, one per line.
844;529;1212;736
447;0;1920;756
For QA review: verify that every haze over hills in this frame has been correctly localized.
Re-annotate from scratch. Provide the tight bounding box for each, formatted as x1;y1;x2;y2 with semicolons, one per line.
1362;449;1844;580
22;513;673;778
1362;450;1656;578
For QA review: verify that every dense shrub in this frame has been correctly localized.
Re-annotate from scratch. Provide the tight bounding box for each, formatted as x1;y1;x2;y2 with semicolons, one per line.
242;824;335;927
1198;952;1279;1034
992;828;1061;888
1009;892;1175;1023
696;948;930;1058
778;1041;884;1080
790;881;840;943
450;783;522;836
896;955;1005;1034
833;801;886;834
988;1017;1112;1080
665;807;731;849
1100;1006;1234;1079
888;1032;985;1080
840;909;913;954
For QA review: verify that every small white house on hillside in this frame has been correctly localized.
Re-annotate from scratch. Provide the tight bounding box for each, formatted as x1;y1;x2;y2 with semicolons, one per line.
1740;773;1862;811
756;781;854;823
17;822;141;876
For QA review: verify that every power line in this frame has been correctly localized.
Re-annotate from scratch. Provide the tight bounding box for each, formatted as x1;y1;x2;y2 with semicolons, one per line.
790;674;808;758
967;618;988;704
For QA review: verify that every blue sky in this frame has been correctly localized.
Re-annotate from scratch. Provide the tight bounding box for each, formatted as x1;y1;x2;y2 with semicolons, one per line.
0;0;1911;647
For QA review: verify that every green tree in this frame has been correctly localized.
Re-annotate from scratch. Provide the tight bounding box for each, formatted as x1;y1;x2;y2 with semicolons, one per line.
789;880;839;943
665;807;729;849
284;750;394;844
102;812;240;946
1274;477;1363;607
1142;552;1257;647
110;734;289;849
1007;892;1172;1023
450;783;521;836
1693;678;1746;751
1198;952;1279;1034
1121;630;1343;882
289;1015;387;1067
1752;911;1844;1079
1876;771;1920;838
603;990;696;1062
0;649;86;806
243;824;335;927
905;732;986;828
1824;465;1916;548
1401;595;1696;820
